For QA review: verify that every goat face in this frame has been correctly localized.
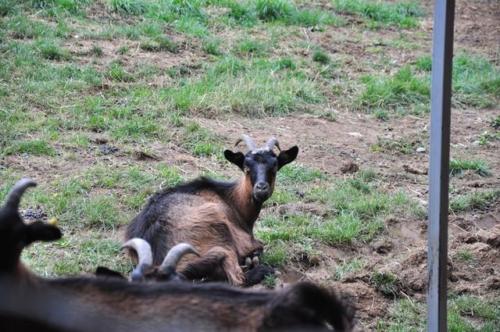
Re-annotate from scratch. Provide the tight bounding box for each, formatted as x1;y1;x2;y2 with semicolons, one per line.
0;179;61;274
224;136;299;204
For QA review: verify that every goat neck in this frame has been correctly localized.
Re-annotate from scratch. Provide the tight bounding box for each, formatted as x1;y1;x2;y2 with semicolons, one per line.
230;175;262;231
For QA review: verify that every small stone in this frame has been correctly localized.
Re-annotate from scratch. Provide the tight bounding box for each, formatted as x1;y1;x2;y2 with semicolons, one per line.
416;147;426;153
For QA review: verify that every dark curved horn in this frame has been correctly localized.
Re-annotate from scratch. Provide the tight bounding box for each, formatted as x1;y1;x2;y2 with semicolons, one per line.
122;238;153;281
235;134;256;151
159;243;199;273
265;137;281;152
5;178;37;210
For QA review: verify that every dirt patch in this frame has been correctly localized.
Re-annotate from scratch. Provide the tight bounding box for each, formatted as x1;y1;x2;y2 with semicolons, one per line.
421;0;500;59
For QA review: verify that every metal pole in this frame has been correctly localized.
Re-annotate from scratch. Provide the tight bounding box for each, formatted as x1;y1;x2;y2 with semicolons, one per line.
428;0;455;331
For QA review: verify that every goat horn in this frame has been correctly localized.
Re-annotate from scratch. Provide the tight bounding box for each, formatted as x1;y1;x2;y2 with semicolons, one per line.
159;243;200;273
5;178;37;210
235;134;257;151
122;238;153;281
265;137;281;152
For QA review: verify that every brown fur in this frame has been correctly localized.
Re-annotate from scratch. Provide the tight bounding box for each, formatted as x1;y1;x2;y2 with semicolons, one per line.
0;277;354;332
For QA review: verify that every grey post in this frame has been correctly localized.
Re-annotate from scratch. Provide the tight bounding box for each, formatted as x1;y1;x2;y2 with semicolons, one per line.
428;0;455;331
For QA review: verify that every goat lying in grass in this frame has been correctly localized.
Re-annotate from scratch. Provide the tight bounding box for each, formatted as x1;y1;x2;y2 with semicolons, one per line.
0;178;353;332
126;135;299;286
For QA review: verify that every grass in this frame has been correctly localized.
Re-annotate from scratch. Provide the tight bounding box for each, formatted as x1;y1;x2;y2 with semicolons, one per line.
162;57;322;116
358;66;429;111
202;38;222;56
371;271;400;297
333;258;365;281
450;190;500;213
257;171;423;266
140;36;178;53
333;0;424;28
371;136;424;155
449;159;490;176
360;52;498;113
378;296;500;331
4;139;56;156
415;53;500;108
22;232;130;277
236;38;267;56
312;49;330;64
36;40;70;60
277;164;324;184
255;0;294;22
455;249;474;263
181;121;222;156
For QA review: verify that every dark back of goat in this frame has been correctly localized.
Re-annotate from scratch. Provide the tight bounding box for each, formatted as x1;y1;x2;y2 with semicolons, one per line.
0;277;353;332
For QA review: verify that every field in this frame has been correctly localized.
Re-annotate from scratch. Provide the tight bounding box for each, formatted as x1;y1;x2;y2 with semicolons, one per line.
1;0;499;330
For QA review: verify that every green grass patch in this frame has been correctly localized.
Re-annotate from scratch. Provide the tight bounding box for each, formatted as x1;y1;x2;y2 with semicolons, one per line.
108;0;148;15
449;159;490;177
378;296;500;331
202;38;222;56
235;38;267;56
312;49;330;64
450;190;500;213
359;66;429;111
371;136;423;155
36;40;70;60
4;139;56;156
371;271;400;297
309;172;421;224
333;257;365;281
180;121;222;157
455;249;474;263
333;0;423;28
22;233;130;277
106;62;134;82
255;0;294;22
260;240;288;267
277;163;324;184
5;15;53;39
415;53;500;108
222;0;342;27
163;57;322;116
140;36;178;53
258;172;423;266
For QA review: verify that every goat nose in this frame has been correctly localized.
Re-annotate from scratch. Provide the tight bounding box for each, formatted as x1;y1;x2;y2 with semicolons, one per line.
255;182;269;191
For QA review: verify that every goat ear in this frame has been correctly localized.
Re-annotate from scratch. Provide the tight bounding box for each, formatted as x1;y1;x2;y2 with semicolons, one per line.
278;146;298;169
224;150;245;171
25;222;62;245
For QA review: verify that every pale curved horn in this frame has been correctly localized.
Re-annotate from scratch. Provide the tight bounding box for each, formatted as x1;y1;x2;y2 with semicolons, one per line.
235;134;257;151
5;178;37;210
265;137;281;151
122;238;153;281
159;243;200;273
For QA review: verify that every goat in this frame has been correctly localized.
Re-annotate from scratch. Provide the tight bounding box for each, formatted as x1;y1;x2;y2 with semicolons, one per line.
126;135;299;286
0;178;354;332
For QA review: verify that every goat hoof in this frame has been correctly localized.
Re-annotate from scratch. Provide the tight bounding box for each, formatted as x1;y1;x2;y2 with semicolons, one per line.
245;257;252;267
252;256;259;266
